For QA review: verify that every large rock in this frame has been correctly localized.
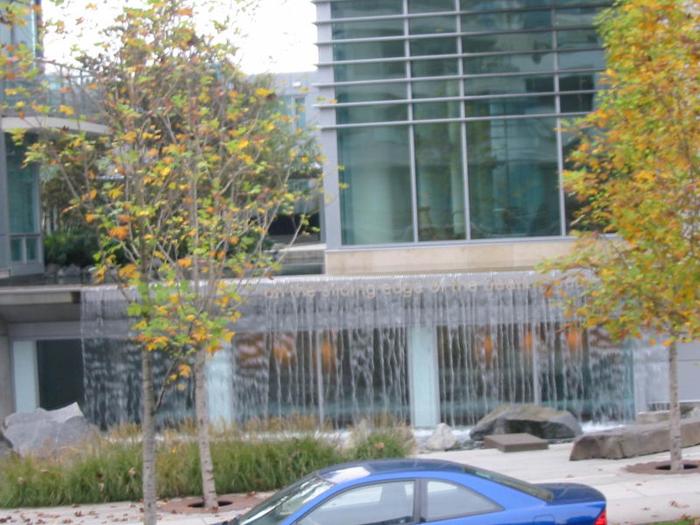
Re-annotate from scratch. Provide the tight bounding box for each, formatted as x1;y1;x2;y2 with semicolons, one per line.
470;404;583;441
570;417;700;460
425;423;458;451
0;431;12;458
2;403;97;458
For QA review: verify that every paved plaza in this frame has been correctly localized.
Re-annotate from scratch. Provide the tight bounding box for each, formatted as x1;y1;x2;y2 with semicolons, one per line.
1;443;699;525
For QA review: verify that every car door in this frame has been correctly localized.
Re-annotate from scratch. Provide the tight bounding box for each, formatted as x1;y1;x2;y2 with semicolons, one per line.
295;479;417;525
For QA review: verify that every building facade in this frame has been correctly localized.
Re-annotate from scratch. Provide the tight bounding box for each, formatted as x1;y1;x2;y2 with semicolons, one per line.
1;1;699;429
316;0;606;275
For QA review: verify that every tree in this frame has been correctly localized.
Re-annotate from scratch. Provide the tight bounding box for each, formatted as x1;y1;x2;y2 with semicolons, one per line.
548;0;699;473
1;0;319;518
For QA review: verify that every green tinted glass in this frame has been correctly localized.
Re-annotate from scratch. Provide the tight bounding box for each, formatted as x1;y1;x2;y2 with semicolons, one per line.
556;29;601;49
332;19;404;40
413;101;461;119
411;37;457;56
464;52;554;74
558;49;605;70
465;74;554;95
409;0;455;12
336;104;408;124
461;10;551;31
339;126;414;245
467;118;561;238
334;41;405;61
462;31;552;53
410;16;456;35
412;58;459;77
466;96;555;117
336;83;407;103
414;123;466;241
332;0;403;18
335;62;405;82
412;79;461;98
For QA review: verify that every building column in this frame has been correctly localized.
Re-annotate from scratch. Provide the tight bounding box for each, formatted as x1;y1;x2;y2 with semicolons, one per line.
206;345;235;427
0;323;13;421
408;326;440;428
11;340;39;413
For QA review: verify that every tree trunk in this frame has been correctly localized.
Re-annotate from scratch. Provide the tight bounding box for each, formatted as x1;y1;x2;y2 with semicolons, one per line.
195;347;218;510
142;350;158;525
668;341;683;473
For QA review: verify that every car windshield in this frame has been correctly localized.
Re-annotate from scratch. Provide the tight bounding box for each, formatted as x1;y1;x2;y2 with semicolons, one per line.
238;475;334;525
466;466;553;502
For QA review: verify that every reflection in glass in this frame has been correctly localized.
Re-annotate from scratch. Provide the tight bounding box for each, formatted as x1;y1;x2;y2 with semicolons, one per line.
411;37;458;56
413;79;460;99
560;93;594;112
410;16;456;35
462;31;552;53
334;41;405;62
467;118;560;238
409;0;455;12
10;238;22;263
465;74;554;95
466;95;555;117
554;7;601;27
334;62;405;82
338;127;414;245
556;29;601;49
460;0;550;10
414;101;461;120
336;83;407;103
414;124;466;241
461;10;551;32
331;0;402;18
464;52;554;75
336;104;408;124
412;58;459;77
558;49;606;70
332;19;404;40
559;72;601;91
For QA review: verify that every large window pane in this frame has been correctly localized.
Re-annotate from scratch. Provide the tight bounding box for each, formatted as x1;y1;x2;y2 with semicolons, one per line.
464;52;554;74
462;31;552;53
414;123;466;241
559;71;602;91
411;37;457;56
414;101;461;120
409;0;455;12
556;29;601;49
467;118;561;238
560;93;594;112
336;83;407;103
334;41;405;61
339;127;413;245
558;49;605;70
466;95;555;117
7;141;37;234
335;62;405;82
412;79;460;98
465;74;554;95
410;16;456;35
332;0;403;18
332;19;404;40
461;0;551;10
10;238;22;262
336;104;408;124
554;7;602;27
461;10;551;31
412;58;458;77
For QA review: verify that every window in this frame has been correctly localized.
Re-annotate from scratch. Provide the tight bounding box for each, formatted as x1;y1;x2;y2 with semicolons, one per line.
424;481;500;521
334;41;405;62
409;0;455;12
338;126;413;245
299;481;414;525
336;83;407;104
410;16;456;35
332;19;404;40
465;74;554;96
331;0;402;18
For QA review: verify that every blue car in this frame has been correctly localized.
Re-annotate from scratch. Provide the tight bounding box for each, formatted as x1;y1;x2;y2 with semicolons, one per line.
230;459;606;525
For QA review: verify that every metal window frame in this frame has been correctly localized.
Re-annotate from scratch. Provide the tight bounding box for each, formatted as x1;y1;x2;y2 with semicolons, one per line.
316;1;608;250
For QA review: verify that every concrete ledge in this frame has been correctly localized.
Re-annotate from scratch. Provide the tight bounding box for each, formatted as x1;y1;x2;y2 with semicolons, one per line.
325;239;576;276
484;433;549;453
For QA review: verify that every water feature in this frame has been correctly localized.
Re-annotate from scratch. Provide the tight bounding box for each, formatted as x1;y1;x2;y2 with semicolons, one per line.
80;271;666;429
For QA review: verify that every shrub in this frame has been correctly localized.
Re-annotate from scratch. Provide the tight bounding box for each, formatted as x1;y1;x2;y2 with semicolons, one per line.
43;230;99;268
0;431;412;508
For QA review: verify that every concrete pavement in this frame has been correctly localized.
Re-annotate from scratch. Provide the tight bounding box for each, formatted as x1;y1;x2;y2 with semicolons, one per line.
1;443;699;524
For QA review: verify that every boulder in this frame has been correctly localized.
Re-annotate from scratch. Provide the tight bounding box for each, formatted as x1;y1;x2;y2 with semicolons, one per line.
0;431;12;458
425;423;458;451
570;417;700;460
470;404;583;441
3;403;98;458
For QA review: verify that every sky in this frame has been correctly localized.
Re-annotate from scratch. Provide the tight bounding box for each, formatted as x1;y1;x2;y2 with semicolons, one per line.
43;0;319;74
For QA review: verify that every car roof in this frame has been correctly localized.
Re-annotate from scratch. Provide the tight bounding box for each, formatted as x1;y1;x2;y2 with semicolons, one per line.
316;459;467;484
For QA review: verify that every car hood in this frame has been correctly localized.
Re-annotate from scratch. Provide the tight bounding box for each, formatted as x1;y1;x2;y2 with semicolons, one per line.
536;483;606;505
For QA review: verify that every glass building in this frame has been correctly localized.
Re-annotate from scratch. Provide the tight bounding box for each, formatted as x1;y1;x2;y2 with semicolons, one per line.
315;0;608;249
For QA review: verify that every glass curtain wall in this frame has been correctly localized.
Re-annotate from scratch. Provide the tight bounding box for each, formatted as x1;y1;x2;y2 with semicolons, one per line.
320;0;608;246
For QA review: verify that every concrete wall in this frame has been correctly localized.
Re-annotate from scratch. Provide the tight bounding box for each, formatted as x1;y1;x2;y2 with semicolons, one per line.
0;322;13;421
325;238;576;276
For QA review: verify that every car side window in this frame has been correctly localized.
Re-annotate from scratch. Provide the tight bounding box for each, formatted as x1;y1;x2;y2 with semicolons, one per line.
298;481;415;525
424;480;500;522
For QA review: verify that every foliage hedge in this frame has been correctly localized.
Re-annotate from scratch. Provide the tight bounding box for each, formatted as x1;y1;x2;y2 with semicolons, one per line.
0;430;413;508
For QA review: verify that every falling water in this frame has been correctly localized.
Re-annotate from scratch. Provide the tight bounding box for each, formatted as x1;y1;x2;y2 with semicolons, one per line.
80;271;665;428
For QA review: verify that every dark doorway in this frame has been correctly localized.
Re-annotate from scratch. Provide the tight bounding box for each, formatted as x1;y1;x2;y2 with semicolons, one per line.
36;339;84;410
